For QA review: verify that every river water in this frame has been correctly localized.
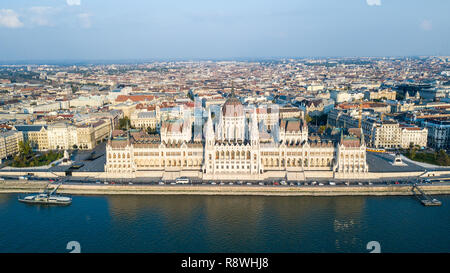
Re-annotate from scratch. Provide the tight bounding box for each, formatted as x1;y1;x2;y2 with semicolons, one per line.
0;194;449;253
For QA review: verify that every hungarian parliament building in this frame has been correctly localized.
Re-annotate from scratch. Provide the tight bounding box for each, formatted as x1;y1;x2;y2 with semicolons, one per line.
105;94;369;180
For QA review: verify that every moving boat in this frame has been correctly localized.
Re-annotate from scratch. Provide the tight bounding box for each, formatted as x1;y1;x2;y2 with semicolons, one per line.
18;183;72;206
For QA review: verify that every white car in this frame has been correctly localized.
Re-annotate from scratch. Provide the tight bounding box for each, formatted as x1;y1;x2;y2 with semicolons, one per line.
159;182;165;185
229;182;234;185
329;182;336;185
247;182;252;185
0;177;5;181
259;182;264;186
211;182;216;185
129;182;133;185
318;183;324;186
104;182;109;185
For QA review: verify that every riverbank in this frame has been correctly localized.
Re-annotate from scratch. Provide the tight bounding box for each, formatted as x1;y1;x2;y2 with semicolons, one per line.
1;180;450;196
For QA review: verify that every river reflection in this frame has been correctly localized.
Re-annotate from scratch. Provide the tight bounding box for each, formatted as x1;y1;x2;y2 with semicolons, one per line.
105;195;367;252
1;194;448;253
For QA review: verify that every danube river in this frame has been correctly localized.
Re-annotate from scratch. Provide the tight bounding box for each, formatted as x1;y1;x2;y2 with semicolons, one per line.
0;194;449;253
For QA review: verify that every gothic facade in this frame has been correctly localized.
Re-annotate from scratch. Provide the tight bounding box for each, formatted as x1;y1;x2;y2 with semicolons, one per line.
105;96;368;180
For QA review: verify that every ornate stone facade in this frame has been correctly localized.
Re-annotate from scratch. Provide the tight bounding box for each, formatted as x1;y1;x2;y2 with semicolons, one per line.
105;96;368;180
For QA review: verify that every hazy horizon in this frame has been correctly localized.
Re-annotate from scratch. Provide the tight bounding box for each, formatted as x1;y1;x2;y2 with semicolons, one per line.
0;55;447;66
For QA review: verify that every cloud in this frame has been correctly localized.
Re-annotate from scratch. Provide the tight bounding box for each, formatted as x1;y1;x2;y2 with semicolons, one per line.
67;0;81;6
366;0;381;6
0;9;23;28
77;13;91;28
420;19;432;31
29;7;59;27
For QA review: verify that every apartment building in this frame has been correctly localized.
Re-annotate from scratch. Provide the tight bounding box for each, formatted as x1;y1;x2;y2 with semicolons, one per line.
13;125;49;150
423;119;450;150
0;130;23;161
400;127;428;148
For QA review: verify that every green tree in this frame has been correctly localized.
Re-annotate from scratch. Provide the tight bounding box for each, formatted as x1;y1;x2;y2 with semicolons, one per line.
305;113;312;124
318;125;326;134
119;117;131;130
408;146;416;159
436;150;450;166
18;140;32;156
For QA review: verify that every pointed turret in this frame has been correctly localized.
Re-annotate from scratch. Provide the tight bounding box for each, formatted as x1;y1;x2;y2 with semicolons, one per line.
205;109;215;145
250;109;259;145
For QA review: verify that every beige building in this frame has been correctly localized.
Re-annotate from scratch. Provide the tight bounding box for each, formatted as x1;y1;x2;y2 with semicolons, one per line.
371;121;428;149
109;103;137;118
364;89;396;100
130;111;158;130
13;125;49;151
47;122;78;150
76;126;95;150
371;121;402;148
400;127;428;148
0;130;23;161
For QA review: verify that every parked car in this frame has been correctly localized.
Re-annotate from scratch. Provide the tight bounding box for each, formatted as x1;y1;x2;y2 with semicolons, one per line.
329;182;336;186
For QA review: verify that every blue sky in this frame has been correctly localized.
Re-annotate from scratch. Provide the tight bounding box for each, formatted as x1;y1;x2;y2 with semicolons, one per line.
0;0;449;61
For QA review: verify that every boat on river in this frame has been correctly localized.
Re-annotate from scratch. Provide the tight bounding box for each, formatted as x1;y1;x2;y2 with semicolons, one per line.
18;183;72;206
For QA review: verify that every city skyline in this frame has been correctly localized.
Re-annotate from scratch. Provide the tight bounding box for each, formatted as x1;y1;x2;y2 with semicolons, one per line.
0;0;449;62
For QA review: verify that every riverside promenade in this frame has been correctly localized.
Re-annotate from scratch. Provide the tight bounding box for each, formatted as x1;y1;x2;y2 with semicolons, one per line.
2;180;450;196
